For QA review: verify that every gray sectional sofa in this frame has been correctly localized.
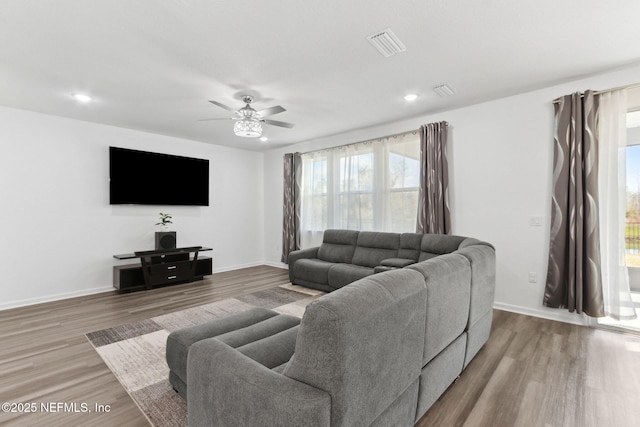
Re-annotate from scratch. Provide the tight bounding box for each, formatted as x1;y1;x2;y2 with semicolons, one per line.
167;229;495;426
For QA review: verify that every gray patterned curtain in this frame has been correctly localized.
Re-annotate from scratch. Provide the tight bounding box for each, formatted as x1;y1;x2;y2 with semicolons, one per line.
544;91;605;317
416;122;451;234
281;153;301;263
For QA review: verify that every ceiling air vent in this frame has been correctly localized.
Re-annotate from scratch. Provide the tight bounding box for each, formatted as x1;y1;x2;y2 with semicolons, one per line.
433;84;456;97
367;28;406;57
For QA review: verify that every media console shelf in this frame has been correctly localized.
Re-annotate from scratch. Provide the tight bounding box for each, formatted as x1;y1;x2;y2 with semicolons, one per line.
113;246;212;293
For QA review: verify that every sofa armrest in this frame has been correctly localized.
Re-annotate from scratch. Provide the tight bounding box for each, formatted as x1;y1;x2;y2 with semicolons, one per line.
459;237;495;251
379;258;417;268
287;246;320;283
187;338;330;427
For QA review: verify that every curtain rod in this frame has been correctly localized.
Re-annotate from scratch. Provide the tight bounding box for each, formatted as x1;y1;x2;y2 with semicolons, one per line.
552;81;640;104
300;128;421;155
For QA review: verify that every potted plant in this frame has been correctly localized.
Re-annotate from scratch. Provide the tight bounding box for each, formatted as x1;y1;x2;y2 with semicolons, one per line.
156;212;173;231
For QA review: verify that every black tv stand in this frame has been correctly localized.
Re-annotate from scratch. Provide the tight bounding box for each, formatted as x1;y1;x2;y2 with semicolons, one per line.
113;246;212;293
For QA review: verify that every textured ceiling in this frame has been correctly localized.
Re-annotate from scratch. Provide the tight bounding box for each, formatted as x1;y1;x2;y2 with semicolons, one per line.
1;0;640;151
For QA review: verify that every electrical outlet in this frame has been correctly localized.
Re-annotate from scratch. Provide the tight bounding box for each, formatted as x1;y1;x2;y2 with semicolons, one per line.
528;272;538;283
528;216;543;227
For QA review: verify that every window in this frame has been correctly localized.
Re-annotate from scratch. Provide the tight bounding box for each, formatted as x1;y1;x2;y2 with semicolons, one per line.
300;132;420;248
300;154;328;233
388;146;420;231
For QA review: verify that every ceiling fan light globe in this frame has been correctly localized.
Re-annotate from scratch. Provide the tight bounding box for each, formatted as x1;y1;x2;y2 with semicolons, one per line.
234;119;262;138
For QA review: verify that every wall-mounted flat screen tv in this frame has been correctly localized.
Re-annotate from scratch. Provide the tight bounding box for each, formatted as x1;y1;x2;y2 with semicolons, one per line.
110;146;209;206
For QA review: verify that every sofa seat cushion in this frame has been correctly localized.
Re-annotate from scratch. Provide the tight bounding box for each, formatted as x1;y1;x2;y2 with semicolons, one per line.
328;263;374;289
293;258;335;286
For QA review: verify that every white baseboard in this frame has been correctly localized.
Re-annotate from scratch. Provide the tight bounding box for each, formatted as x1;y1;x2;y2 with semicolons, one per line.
493;301;588;326
212;261;265;273
263;261;288;270
213;261;288;272
0;286;115;312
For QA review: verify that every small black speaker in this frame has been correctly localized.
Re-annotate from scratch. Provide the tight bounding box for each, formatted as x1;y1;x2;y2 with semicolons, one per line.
155;231;176;250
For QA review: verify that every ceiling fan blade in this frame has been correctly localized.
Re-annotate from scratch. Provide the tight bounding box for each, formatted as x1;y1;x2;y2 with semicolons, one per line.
197;117;234;122
208;100;235;112
258;105;286;117
263;119;295;129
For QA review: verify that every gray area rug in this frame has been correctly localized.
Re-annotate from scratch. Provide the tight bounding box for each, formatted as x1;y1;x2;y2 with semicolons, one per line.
85;284;322;426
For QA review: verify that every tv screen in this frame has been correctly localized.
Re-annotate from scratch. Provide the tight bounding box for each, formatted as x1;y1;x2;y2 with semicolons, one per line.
110;147;209;206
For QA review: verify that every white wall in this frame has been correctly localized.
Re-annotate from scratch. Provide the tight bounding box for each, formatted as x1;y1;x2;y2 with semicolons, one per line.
0;106;264;310
263;63;640;325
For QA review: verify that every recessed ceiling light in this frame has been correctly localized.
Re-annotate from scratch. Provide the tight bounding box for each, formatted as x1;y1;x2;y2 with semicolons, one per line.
404;94;418;102
72;93;92;103
259;137;269;142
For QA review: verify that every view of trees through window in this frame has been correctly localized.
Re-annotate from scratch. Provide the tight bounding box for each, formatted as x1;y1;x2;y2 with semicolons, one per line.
388;151;420;231
626;111;640;267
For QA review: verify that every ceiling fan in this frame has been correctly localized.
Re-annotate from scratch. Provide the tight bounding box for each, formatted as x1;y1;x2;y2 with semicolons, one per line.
200;95;294;138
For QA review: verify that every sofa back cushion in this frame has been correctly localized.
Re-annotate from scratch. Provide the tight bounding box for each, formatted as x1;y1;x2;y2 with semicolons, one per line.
317;229;359;263
284;269;426;427
418;234;466;261
351;231;400;267
397;233;424;261
407;254;471;364
454;243;496;329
